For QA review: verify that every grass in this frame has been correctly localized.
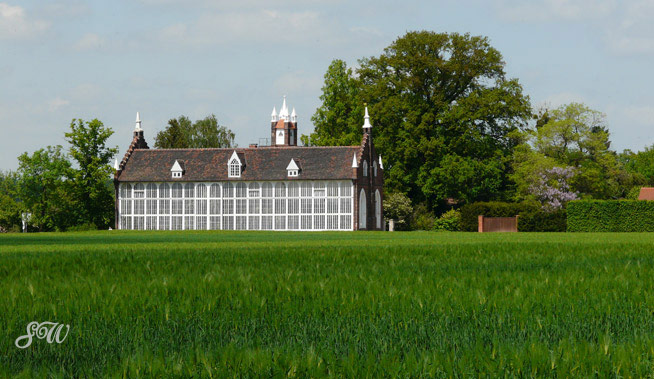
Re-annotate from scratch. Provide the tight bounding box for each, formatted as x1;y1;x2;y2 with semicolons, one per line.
2;231;654;377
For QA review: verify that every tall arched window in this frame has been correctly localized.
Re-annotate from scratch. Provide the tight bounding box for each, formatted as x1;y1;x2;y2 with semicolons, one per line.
287;182;299;229
248;182;261;230
171;183;183;230
145;183;158;230
158;183;170;230
362;160;368;177
119;183;132;230
373;161;378;177
209;183;221;230
222;183;235;230
261;182;273;229
196;184;208;230
375;190;381;229
120;183;132;199
359;189;367;229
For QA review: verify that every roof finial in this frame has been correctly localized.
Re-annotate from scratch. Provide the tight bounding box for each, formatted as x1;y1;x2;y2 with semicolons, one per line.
271;106;278;122
379;155;383;169
135;112;142;131
291;107;297;123
114;158;119;171
362;105;372;129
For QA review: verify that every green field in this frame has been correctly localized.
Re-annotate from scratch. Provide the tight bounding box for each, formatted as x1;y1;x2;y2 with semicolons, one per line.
3;231;654;377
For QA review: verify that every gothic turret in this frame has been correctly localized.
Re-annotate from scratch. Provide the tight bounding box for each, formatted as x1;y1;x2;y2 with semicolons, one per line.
270;96;297;146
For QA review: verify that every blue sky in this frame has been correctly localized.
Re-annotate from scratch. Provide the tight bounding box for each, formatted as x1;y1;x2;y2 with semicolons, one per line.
1;0;653;170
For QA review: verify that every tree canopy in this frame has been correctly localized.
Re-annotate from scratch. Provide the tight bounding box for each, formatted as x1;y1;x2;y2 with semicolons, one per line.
301;60;364;147
65;119;118;229
512;103;637;201
154;115;235;149
305;31;532;208
16;146;76;231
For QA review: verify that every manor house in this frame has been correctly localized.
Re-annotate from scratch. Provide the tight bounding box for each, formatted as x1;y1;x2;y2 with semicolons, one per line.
114;98;384;231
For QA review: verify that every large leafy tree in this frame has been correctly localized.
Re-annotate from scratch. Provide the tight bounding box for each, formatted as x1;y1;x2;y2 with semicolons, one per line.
302;60;364;146
0;171;21;231
154;115;235;148
512;103;636;200
16;146;78;231
306;31;531;207
65;119;118;229
621;145;654;185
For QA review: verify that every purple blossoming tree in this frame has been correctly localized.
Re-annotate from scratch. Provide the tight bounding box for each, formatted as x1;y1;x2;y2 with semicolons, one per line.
529;166;578;211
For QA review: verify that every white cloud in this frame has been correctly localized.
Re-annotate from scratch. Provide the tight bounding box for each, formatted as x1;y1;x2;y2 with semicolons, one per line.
273;71;323;94
140;0;340;7
74;33;103;50
156;9;333;47
495;0;617;22
619;104;654;125
539;92;587;109
605;103;654;151
495;0;654;56
47;97;70;112
605;0;654;55
0;3;49;40
349;26;383;37
69;83;101;101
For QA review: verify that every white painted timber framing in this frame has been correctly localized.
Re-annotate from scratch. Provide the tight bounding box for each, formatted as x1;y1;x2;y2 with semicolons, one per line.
118;180;355;231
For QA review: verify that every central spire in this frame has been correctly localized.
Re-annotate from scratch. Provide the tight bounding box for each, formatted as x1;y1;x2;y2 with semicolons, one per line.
279;95;289;120
135;112;142;131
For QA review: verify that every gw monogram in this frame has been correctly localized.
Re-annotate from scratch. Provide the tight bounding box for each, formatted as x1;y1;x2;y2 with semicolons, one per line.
15;321;70;349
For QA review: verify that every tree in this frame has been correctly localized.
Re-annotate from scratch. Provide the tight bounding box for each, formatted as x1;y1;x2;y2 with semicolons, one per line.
512;103;636;200
65;119;118;229
154;116;191;149
528;166;578;211
0;171;21;231
621;146;654;185
302;60;364;146
16;146;77;231
305;31;531;208
154;115;235;149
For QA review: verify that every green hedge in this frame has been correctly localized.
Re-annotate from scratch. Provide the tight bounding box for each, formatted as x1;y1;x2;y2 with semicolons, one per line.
519;209;567;232
567;200;654;232
460;201;566;232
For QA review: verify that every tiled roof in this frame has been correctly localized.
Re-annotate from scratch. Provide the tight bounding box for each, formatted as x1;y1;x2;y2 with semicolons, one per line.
638;187;654;200
116;146;360;182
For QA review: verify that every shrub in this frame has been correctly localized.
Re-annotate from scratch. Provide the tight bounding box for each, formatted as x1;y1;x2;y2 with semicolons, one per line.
433;209;461;231
383;192;413;231
410;203;435;231
567;200;654;232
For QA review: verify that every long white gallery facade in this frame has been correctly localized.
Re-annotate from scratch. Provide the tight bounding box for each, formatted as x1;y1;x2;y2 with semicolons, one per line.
114;99;385;231
117;180;365;231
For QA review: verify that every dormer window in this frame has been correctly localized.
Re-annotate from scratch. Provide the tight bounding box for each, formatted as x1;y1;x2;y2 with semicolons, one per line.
286;158;300;177
171;160;184;179
228;151;242;178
